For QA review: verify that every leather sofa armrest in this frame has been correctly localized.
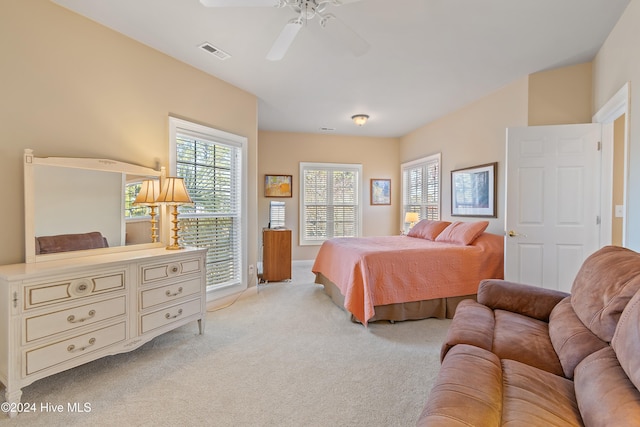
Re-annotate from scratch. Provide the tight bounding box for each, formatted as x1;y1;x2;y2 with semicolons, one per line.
440;299;495;362
478;279;569;322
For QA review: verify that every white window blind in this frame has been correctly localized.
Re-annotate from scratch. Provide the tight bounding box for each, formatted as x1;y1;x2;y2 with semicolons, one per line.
269;201;285;229
402;153;441;232
170;119;244;291
124;182;148;219
300;162;362;245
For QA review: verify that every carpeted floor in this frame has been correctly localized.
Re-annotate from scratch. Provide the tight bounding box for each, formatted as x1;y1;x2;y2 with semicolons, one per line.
0;263;450;426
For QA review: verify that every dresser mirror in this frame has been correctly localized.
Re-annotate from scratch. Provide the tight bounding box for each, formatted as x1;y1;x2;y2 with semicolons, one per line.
24;149;165;263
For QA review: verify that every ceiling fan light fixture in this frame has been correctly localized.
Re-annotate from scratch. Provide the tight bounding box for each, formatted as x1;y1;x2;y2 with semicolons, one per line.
351;114;369;126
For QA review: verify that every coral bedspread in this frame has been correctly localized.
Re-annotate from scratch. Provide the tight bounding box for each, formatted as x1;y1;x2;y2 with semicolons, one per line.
312;233;504;325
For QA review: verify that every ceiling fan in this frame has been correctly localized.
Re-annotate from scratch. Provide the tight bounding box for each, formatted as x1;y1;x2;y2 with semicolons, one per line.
199;0;370;61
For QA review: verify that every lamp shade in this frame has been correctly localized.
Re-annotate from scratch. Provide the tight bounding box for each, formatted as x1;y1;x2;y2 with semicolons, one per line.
156;177;193;204
405;212;419;224
133;179;160;205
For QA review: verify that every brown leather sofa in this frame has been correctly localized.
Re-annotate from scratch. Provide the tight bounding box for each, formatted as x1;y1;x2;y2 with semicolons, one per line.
35;231;109;254
417;245;640;426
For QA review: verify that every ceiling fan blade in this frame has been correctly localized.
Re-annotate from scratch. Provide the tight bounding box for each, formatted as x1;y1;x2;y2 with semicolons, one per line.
199;0;281;7
320;14;369;57
266;19;303;61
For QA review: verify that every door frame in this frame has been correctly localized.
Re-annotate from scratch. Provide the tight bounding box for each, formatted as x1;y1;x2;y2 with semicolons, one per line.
593;82;630;247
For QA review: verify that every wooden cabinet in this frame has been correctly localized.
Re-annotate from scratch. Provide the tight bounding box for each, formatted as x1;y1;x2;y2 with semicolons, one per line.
0;247;206;417
262;229;291;282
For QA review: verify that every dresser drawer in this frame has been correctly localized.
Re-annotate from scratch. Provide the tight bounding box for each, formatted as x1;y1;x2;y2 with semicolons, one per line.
140;277;202;310
24;270;126;310
140;299;202;334
139;257;202;285
25;322;126;375
25;296;127;343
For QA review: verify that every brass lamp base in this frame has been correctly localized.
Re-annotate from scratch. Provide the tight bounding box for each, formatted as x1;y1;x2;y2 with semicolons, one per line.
166;204;185;250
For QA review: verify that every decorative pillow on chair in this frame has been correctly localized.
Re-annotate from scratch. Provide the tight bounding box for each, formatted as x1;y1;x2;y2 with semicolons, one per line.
435;221;489;245
407;220;451;241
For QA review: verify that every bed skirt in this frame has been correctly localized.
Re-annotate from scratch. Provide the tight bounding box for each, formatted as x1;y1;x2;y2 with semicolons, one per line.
315;273;475;323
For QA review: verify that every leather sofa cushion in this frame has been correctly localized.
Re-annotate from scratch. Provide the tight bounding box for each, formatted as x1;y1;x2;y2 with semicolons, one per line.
549;297;608;379
574;347;640;426
417;344;502;426
440;299;565;377
502;359;582;426
35;231;108;254
418;344;583;426
612;289;640;390
493;309;564;376
571;245;640;342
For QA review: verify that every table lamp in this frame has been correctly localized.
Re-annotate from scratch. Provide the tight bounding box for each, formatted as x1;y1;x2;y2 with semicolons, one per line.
405;212;419;229
155;177;193;250
133;179;161;243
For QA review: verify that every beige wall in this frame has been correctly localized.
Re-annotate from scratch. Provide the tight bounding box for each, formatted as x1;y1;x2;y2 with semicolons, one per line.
0;0;259;282
593;0;639;251
528;62;593;125
400;77;530;236
612;115;626;246
258;131;399;260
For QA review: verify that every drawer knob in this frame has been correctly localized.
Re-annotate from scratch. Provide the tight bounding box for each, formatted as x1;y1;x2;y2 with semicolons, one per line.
165;308;183;320
167;263;181;276
69;278;94;297
67;337;96;353
67;309;96;324
165;287;183;297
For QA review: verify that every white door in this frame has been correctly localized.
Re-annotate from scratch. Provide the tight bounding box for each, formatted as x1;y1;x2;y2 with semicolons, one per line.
505;124;601;292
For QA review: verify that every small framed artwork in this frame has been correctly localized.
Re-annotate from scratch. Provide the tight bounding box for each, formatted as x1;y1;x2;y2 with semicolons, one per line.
264;175;292;197
451;162;497;217
370;179;391;205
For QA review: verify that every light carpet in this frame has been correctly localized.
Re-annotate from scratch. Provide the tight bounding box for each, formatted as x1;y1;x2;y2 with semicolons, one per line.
1;264;450;427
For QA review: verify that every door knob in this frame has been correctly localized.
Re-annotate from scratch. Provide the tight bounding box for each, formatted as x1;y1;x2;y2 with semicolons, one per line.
507;230;527;237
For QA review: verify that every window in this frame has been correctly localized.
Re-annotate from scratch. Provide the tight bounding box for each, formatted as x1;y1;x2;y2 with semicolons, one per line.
402;153;441;232
169;117;247;296
300;162;362;245
124;182;149;219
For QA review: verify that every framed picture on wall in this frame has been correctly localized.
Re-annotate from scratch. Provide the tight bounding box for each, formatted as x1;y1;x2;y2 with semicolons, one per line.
370;179;391;205
264;175;292;197
451;162;497;217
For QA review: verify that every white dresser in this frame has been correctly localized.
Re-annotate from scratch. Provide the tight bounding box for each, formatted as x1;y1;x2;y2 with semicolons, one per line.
0;247;207;417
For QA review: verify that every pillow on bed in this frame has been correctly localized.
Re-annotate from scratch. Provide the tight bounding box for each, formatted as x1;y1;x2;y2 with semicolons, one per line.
407;220;451;240
435;221;489;245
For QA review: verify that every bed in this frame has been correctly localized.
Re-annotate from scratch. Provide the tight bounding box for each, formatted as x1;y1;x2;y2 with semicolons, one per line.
312;220;504;325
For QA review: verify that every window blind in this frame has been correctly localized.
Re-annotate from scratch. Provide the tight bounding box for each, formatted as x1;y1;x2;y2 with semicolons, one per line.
402;154;441;231
300;162;361;245
175;133;242;288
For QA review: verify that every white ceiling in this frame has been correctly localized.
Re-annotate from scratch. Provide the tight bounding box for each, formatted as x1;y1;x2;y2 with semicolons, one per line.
51;0;629;138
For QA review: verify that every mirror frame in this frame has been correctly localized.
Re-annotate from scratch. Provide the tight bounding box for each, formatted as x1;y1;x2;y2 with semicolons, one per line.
24;149;165;263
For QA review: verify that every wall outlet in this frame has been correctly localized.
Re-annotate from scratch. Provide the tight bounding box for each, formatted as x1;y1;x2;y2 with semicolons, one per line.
615;205;625;218
248;264;255;276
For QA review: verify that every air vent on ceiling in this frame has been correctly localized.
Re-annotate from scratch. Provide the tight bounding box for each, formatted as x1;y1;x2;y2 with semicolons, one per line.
199;42;231;60
320;127;335;132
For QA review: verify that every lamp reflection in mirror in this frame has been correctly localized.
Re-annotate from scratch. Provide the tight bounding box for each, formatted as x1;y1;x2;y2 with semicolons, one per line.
133;179;161;243
405;212;419;229
155;177;193;250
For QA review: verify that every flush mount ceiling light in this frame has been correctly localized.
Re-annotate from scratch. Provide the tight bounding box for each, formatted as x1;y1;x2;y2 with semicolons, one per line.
351;114;369;126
